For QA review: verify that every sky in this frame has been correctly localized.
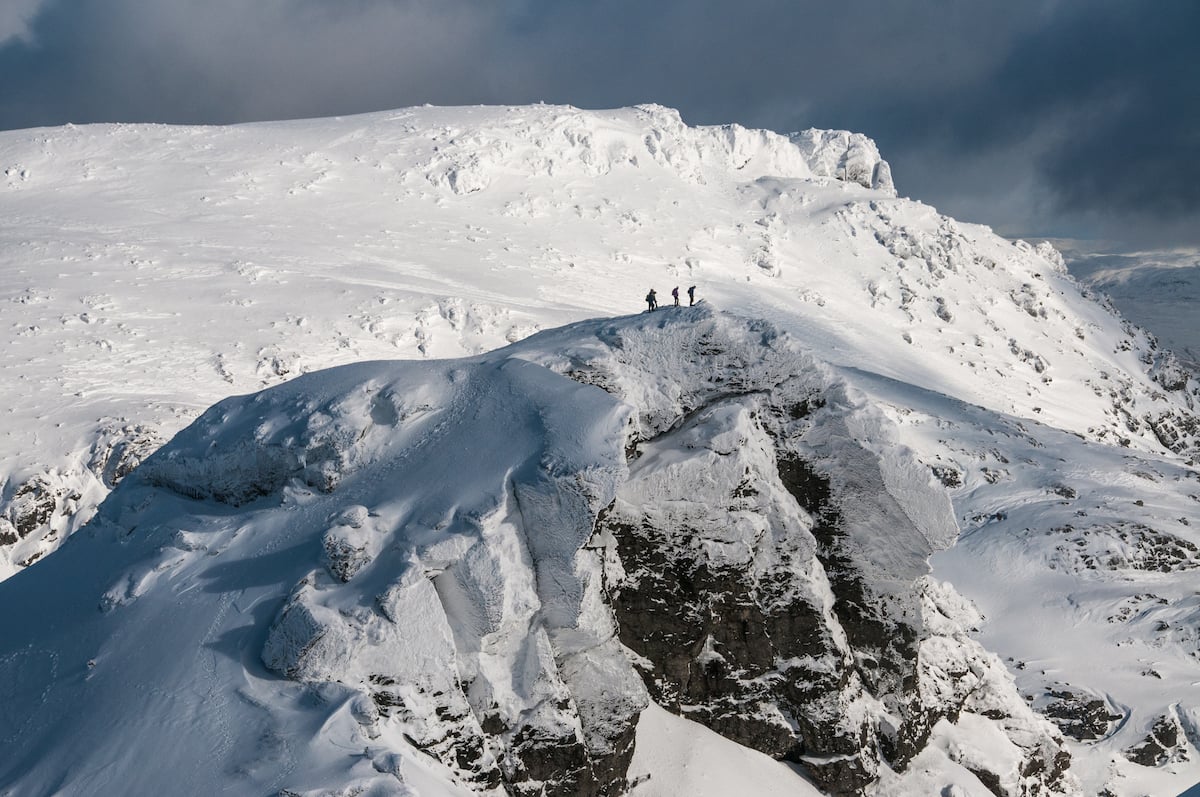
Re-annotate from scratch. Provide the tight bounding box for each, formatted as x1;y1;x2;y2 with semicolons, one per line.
1;0;1198;249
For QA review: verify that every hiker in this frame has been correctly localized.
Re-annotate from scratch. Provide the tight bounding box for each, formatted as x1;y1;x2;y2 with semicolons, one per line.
688;285;696;306
671;286;680;306
645;288;657;312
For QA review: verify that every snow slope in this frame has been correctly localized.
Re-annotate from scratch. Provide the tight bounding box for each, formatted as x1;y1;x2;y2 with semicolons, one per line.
0;104;894;574
0;336;632;796
2;104;1199;795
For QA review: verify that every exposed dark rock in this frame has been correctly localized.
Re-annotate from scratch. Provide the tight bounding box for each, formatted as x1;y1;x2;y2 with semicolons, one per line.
1051;484;1077;499
88;423;164;489
0;519;17;546
1023;746;1075;795
608;508;854;757
6;475;81;540
1146;410;1200;453
788;396;826;419
968;764;1004;796
601;394;877;796
1048;523;1198;573
1125;714;1186;767
1041;688;1124;741
931;465;963;488
367;675;504;791
321;520;373;583
774;453;925;765
1;423;163;563
507;719;635;797
367;664;634;797
1149;350;1191;392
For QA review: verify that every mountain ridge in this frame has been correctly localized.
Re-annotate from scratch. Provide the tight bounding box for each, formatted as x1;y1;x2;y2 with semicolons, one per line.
1;104;1199;795
0;307;1078;796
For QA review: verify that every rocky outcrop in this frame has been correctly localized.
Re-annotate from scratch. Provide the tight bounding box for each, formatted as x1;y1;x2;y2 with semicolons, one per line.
1039;688;1124;742
1;421;162;573
1124;712;1189;767
599;397;877;793
527;309;1076;795
87;422;164;490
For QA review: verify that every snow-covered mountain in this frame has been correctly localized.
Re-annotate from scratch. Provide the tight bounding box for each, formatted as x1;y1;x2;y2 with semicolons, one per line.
1;105;1199;796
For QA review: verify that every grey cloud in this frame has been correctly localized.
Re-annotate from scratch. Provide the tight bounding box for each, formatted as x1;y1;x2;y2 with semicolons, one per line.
0;0;1054;128
821;1;1200;241
0;0;508;127
0;0;45;45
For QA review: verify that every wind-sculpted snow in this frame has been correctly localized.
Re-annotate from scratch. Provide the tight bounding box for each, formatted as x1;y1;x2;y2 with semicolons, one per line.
790;129;894;194
0;325;638;796
0;308;1078;796
421;105;880;194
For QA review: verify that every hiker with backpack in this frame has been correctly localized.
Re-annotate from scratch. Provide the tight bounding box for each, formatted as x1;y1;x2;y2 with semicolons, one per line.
645;289;658;312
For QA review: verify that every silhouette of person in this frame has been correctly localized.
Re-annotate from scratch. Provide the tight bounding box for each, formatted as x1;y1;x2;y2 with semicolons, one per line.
645;289;657;312
687;285;696;306
671;286;680;306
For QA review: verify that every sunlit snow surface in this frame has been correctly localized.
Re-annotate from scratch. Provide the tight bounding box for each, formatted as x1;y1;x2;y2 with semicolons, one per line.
2;105;1199;795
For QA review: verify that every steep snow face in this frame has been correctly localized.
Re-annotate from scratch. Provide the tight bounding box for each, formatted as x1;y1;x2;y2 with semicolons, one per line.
0;309;1075;797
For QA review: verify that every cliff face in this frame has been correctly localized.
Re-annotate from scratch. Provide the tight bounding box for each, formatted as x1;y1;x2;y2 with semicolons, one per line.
536;310;1074;795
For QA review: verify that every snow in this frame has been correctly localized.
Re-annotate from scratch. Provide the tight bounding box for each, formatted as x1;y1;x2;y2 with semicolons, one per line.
0;337;638;795
2;103;1200;795
626;703;824;796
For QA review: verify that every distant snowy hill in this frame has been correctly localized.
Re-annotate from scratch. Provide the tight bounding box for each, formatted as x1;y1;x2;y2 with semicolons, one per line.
2;105;1199;796
1059;243;1200;368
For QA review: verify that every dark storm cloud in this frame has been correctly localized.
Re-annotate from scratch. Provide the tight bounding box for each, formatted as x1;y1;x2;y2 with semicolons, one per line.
840;0;1200;237
1024;4;1200;221
1;0;1197;245
0;0;510;127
